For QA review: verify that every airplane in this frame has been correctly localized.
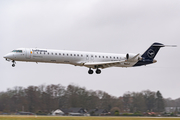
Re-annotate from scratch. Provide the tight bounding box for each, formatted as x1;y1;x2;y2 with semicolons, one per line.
3;42;176;74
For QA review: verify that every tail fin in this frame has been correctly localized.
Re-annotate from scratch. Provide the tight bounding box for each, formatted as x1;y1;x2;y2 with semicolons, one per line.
141;42;165;60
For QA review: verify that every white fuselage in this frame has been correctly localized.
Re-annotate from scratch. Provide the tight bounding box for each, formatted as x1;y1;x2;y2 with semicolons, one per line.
4;48;138;68
4;43;170;74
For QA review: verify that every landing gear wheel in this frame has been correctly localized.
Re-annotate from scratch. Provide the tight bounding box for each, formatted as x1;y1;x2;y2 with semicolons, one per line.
96;69;101;74
12;64;15;67
88;69;93;74
12;60;16;67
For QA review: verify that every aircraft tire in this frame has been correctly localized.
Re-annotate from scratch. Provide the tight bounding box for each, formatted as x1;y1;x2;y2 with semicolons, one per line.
96;69;101;74
88;69;93;74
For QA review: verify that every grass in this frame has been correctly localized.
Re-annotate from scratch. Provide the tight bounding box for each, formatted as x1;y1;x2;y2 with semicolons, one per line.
0;116;180;120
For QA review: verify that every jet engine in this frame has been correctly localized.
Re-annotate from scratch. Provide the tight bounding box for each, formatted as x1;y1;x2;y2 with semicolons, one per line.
126;53;142;62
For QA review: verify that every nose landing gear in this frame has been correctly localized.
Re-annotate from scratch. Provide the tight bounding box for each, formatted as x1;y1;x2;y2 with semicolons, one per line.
12;60;16;67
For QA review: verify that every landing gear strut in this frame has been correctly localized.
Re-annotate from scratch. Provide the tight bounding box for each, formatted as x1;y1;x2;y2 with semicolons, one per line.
12;60;16;67
88;68;93;74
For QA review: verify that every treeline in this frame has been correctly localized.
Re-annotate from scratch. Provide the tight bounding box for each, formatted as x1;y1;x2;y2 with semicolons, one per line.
0;84;166;114
165;98;180;107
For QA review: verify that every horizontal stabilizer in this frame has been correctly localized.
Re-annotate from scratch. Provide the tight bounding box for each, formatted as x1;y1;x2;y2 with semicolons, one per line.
153;44;177;47
164;45;177;47
152;44;165;47
131;54;140;60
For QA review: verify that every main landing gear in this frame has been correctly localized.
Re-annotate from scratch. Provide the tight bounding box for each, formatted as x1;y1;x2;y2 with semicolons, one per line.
88;68;93;74
88;68;101;74
96;69;101;74
12;60;16;67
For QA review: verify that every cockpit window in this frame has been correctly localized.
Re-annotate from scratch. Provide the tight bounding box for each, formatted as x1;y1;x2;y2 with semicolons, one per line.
12;50;22;53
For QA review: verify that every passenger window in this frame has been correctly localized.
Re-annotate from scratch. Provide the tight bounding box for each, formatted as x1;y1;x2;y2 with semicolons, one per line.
77;54;79;57
59;53;61;55
70;54;72;56
99;56;101;58
81;55;83;57
95;55;97;58
52;53;53;55
67;54;68;56
48;53;49;55
63;53;65;56
102;56;104;58
74;54;76;56
55;53;57;55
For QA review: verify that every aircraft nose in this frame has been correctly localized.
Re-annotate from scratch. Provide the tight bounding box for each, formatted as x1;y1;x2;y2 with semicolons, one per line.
3;54;8;58
3;53;14;59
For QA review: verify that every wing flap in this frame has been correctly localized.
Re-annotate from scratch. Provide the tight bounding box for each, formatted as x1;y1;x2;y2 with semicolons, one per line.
84;61;124;69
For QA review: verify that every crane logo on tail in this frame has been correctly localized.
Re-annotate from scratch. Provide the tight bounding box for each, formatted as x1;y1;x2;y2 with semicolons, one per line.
147;49;155;58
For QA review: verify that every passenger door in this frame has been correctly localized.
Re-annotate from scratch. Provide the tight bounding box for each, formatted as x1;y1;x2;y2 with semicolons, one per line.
26;49;31;59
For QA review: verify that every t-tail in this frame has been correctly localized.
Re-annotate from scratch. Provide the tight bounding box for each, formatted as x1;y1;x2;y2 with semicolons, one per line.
134;42;176;66
142;42;164;60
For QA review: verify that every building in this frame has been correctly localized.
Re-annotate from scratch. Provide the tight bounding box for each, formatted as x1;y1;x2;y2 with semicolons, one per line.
62;108;89;116
165;107;180;113
16;112;35;115
52;109;64;115
89;108;110;116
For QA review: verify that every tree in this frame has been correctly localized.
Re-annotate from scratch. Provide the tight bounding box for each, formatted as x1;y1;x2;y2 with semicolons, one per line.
131;92;146;112
143;90;156;112
0;84;167;114
110;107;120;115
25;86;40;112
155;91;164;112
100;92;112;111
123;92;132;112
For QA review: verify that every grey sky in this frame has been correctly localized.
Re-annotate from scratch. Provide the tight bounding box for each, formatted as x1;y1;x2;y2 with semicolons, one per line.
1;0;180;99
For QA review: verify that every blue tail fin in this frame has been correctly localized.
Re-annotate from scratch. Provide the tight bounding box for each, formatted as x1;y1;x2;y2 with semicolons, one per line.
141;42;164;60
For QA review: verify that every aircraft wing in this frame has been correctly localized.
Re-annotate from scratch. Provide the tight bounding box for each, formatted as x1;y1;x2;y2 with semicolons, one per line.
84;61;125;69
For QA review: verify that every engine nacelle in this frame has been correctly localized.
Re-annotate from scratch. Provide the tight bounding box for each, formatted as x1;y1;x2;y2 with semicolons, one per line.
126;53;142;61
126;53;137;60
